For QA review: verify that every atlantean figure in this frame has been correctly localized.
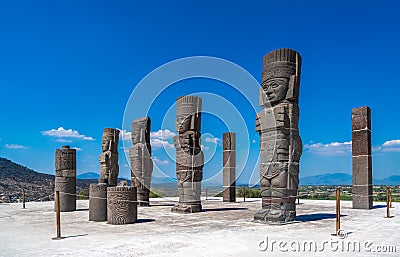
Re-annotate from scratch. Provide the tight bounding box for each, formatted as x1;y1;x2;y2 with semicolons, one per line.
254;48;302;224
171;96;204;213
99;128;120;186
129;117;153;206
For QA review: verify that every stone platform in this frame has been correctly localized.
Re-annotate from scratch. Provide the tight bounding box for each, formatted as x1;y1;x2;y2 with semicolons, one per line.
1;198;399;256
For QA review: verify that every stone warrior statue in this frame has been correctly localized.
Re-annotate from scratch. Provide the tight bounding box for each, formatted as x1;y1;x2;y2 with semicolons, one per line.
254;48;302;224
171;96;204;213
129;117;153;206
99;128;120;186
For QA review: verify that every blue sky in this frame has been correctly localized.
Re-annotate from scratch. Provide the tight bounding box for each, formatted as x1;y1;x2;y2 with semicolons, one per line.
1;0;400;184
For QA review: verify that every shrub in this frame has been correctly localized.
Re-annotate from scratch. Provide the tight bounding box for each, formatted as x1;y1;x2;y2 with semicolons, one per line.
149;189;165;198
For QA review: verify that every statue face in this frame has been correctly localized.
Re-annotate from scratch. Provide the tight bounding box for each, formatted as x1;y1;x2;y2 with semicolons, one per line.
262;78;289;105
102;140;110;152
131;129;141;144
177;114;192;132
132;120;149;143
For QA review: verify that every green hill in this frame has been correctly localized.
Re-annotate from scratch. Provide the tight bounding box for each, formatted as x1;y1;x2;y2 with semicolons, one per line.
0;157;97;202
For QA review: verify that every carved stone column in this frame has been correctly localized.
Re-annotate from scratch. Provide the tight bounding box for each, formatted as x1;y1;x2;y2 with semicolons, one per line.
129;117;153;206
171;96;204;213
89;128;119;221
254;48;302;224
54;145;76;212
107;186;137;225
89;183;108;221
99;128;120;186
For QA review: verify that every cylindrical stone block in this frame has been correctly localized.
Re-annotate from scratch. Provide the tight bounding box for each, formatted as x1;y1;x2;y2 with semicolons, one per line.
137;187;150;207
89;183;108;221
181;181;201;205
54;176;76;212
107;186;137;225
55;146;76;175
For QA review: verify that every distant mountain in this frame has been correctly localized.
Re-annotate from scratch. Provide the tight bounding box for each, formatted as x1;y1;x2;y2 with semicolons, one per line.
374;175;400;185
300;173;400;186
0;157;55;201
151;176;177;184
77;172;100;179
300;173;353;186
0;157;98;202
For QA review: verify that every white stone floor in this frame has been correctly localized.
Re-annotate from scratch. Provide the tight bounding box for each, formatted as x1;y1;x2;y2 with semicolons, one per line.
1;198;399;256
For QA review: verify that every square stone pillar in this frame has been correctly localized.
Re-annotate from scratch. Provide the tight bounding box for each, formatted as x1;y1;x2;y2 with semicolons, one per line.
352;106;373;209
223;132;236;202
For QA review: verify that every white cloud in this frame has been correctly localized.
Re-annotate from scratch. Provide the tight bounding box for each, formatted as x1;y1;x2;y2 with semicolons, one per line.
119;129;132;141
72;147;82;151
120;129;176;150
380;139;400;152
153;157;170;165
305;138;400;155
382;140;400;147
150;129;175;149
151;138;174;149
4;144;28;149
56;138;72;143
150;129;176;140
304;141;352;156
201;144;210;151
204;137;222;144
42;127;95;141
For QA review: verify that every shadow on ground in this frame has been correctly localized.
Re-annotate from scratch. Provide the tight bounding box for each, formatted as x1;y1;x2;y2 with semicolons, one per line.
373;205;386;209
136;219;156;223
149;203;175;207
76;208;89;212
296;213;347;222
62;234;89;239
203;207;248;212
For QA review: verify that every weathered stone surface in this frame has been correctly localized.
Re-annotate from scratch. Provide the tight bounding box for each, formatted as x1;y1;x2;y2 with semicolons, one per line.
222;167;236;186
54;176;76;212
129;117;153;207
172;96;203;213
223;151;236;168
99;128;120;186
222;186;236;203
352;106;371;131
352;185;372;196
353;195;373;209
55;146;76;176
255;48;302;224
223;132;236;150
352;155;372;185
352;106;373;210
107;186;137;225
352;130;371;156
223;132;236;202
89;183;107;221
54;145;76;212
